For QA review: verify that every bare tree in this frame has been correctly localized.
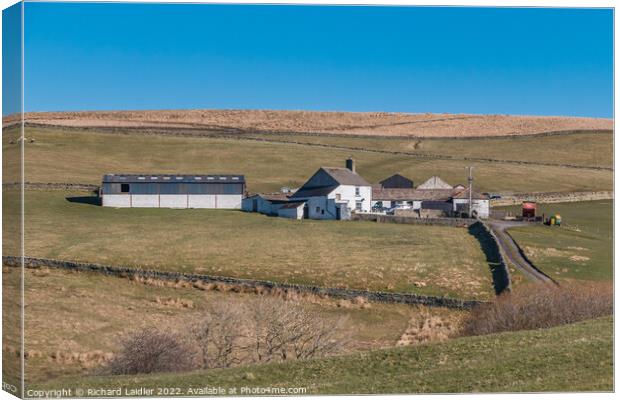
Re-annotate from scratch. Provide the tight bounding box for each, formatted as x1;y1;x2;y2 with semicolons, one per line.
106;328;196;375
247;297;350;363
191;302;249;369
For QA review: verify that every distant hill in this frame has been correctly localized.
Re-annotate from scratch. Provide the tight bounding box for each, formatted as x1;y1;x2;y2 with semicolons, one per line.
5;109;613;137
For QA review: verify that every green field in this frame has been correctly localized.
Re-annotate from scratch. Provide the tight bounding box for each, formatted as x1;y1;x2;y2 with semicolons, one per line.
8;127;613;193
33;316;613;394
499;201;613;281
4;267;462;384
246;130;613;168
5;189;493;299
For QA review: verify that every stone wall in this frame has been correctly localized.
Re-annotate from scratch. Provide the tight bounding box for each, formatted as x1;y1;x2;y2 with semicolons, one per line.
491;191;613;207
3;182;99;192
352;213;476;227
3;256;484;310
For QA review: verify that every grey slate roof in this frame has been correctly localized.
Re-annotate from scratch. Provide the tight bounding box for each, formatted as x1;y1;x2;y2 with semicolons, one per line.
102;174;245;184
321;167;371;187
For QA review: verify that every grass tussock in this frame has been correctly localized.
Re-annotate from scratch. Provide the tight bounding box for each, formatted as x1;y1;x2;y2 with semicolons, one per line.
461;281;612;336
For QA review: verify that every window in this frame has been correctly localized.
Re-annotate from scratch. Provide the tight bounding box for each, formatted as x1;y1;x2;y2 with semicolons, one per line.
355;201;363;211
316;206;320;213
335;193;341;201
355;187;360;196
121;183;130;193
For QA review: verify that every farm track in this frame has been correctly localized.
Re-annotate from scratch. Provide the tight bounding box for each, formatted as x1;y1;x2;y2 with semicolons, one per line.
485;221;557;285
21;123;613;171
2;256;485;309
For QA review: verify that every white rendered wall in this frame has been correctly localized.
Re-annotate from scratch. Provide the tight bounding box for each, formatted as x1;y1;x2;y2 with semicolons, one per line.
329;185;372;212
216;194;243;209
130;195;159;208
102;194;132;208
160;195;188;208
453;199;490;219
103;194;243;209
188;195;217;208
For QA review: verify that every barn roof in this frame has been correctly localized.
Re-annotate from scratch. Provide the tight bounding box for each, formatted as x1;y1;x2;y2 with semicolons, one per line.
280;201;306;209
372;188;455;201
102;174;245;184
246;192;291;201
417;176;453;190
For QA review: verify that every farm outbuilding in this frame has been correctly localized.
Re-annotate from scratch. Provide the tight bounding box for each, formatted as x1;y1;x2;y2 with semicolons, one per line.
277;202;306;219
379;174;414;189
241;193;292;215
372;175;490;218
101;174;245;209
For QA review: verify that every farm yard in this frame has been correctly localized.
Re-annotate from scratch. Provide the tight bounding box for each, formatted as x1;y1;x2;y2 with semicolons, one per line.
2;110;614;393
5;266;464;384
4;189;493;299
497;201;613;282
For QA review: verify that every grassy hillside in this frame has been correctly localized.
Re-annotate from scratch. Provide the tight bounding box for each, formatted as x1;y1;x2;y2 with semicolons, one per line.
247;130;613;168
5;267;461;384
33;316;613;394
498;201;612;281
11;127;613;193
5;190;493;299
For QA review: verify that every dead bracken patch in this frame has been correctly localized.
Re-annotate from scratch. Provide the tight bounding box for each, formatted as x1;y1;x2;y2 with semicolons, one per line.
14;110;612;138
397;311;461;346
153;296;194;309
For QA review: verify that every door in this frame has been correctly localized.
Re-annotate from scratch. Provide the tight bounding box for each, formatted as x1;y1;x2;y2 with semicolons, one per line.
303;205;309;219
336;206;341;220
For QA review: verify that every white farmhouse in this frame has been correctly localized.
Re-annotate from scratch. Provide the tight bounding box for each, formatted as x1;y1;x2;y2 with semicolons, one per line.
289;159;372;220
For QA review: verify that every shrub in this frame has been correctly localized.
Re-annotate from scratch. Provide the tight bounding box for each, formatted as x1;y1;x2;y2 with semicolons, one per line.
191;298;350;369
106;328;197;375
461;281;612;336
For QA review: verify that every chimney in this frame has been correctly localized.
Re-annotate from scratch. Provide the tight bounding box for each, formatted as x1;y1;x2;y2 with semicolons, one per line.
346;158;355;173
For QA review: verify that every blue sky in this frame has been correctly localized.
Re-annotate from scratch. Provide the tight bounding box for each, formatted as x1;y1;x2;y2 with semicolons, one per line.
8;4;615;117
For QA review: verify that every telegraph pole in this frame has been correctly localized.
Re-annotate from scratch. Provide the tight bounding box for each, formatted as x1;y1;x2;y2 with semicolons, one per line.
467;166;474;218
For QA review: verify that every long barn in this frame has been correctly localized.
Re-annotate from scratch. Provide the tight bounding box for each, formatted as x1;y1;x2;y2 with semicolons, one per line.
101;174;245;209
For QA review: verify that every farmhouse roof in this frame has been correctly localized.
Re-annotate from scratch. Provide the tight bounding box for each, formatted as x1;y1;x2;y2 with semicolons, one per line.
321;167;371;187
102;174;245;184
416;176;452;190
